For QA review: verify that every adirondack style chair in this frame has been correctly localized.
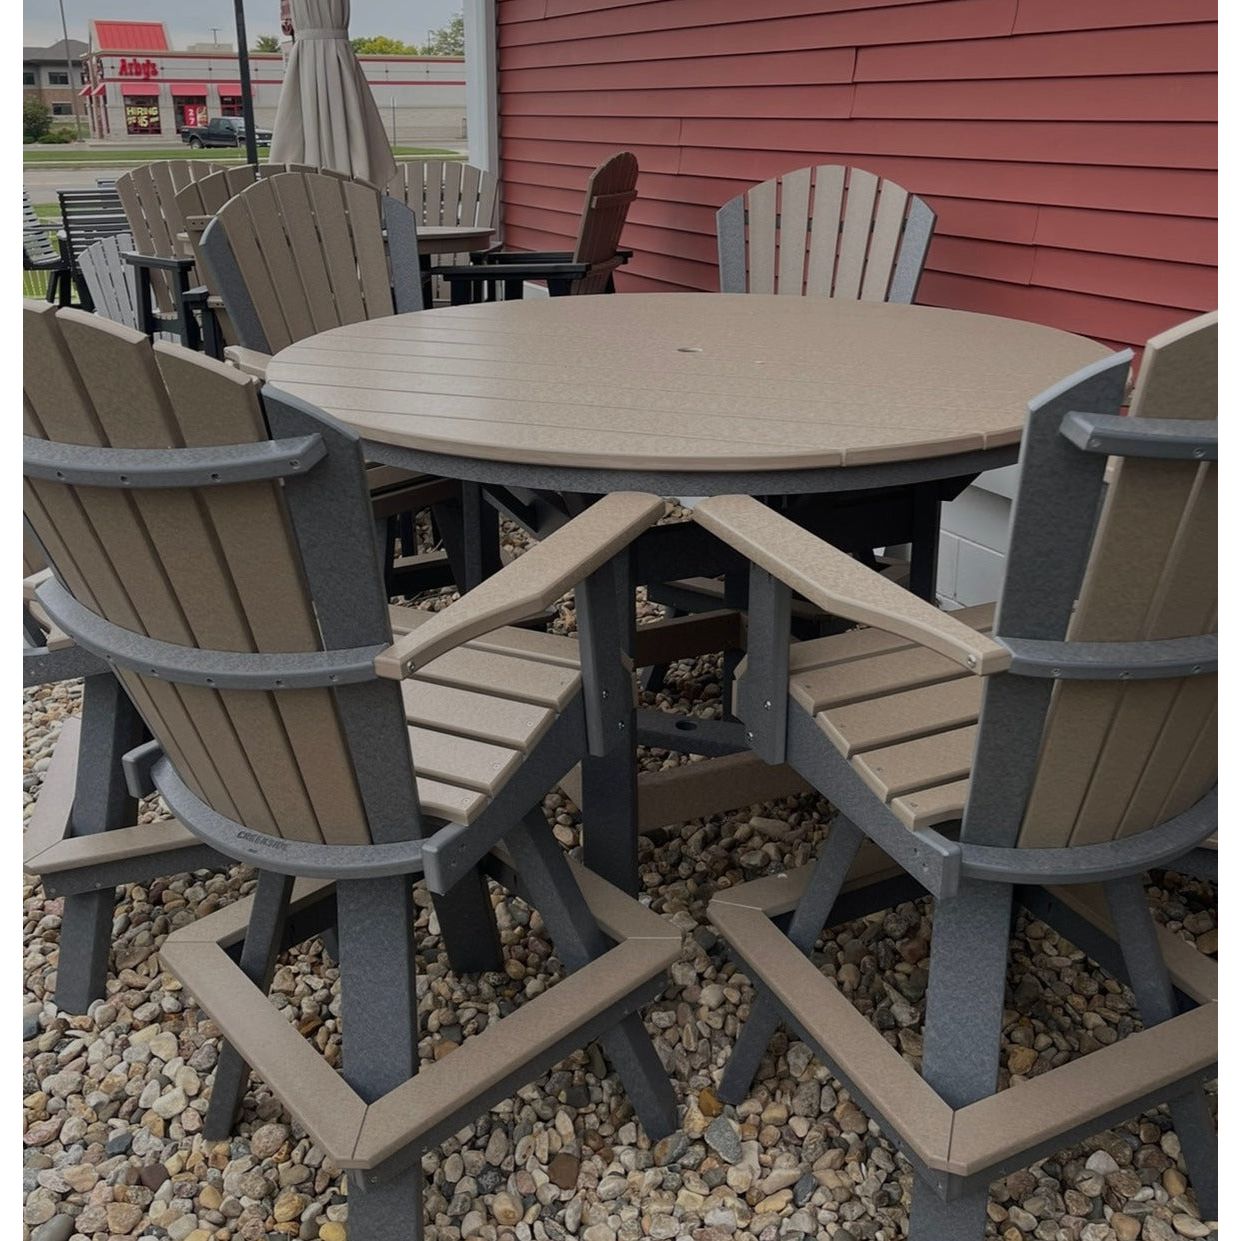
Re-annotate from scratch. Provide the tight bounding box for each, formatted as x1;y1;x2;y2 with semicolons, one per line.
193;169;471;594
388;159;500;302
55;186;131;312
22;305;679;1238
23;189;70;304
23;302;230;1012
388;158;498;231
438;151;638;303
166;163;354;354
694;312;1217;1239
716;164;935;302
75;233;181;344
644;169;940;685
115;159;227;346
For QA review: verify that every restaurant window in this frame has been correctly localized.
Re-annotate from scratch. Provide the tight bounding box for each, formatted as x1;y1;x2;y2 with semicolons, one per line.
51;103;73;116
175;99;208;131
219;94;244;117
48;70;70;85
124;97;161;135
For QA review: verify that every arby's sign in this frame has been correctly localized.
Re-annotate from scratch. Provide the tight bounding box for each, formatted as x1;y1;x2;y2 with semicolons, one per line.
118;58;159;80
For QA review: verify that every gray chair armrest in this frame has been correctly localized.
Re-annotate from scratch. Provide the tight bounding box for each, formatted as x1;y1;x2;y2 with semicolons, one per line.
375;492;666;678
692;494;1011;675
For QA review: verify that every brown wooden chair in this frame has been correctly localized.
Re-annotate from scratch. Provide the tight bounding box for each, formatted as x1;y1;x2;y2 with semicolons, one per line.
717;164;935;303
694;312;1217;1239
439;151;638;303
22;306;679;1239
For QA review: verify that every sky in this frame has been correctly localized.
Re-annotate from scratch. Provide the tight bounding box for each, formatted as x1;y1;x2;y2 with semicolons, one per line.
24;0;461;52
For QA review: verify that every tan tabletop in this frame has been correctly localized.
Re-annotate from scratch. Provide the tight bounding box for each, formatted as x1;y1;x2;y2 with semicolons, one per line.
266;294;1112;475
418;225;495;256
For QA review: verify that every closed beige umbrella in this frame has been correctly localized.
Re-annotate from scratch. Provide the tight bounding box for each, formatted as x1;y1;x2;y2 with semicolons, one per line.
269;0;397;187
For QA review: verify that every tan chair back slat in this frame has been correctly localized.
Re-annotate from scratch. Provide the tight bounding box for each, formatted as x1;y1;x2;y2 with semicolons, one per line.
441;160;464;224
833;169;879;301
401;160;426;218
775;165;811;296
804;166;846;297
860;179;912;302
116;159;226;314
1019;312;1217;847
210;172;395;354
571;151;639;294
424;160;444;224
746;177;777;296
726;165;933;304
22;302;372;845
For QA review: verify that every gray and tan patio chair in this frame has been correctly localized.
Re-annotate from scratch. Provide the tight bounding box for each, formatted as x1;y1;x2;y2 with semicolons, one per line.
694;311;1217;1239
197;169;487;594
717;164;935;303
22;306;679;1238
644;169;940;685
438;151;637;303
23;303;230;1012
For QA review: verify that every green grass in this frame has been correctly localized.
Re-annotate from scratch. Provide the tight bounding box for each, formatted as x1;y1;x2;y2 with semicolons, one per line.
23;145;460;166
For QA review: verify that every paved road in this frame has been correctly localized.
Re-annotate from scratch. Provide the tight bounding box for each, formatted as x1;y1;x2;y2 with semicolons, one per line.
24;168;108;205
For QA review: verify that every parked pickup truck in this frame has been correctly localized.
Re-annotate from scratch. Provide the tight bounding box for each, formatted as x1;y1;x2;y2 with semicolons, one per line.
181;116;272;149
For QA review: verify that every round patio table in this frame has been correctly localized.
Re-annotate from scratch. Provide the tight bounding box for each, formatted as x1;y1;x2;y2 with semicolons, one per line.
267;293;1112;889
266;293;1109;493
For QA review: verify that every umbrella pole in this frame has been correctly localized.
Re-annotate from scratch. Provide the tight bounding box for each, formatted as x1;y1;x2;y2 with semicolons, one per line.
233;0;260;165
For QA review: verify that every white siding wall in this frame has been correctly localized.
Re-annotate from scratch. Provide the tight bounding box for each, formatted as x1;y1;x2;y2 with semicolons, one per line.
937;468;1016;608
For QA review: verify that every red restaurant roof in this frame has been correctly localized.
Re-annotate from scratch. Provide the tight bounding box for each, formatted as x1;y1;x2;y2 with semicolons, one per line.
91;20;169;51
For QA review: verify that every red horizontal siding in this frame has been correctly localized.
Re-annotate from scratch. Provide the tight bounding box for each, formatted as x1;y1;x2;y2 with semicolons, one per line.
497;1;1217;350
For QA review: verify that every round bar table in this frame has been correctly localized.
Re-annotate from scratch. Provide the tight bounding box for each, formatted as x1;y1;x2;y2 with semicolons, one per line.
267;293;1112;888
417;225;495;256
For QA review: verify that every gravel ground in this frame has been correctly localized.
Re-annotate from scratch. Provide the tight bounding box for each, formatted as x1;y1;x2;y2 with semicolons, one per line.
22;527;1218;1241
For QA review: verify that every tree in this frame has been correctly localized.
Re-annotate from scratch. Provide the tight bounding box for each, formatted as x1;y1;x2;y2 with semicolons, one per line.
351;35;419;54
252;34;281;51
422;13;465;56
24;98;52;143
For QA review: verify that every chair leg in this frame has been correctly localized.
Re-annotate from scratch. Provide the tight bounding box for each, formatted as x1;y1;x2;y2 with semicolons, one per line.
718;817;865;1104
908;878;1013;1241
431;869;503;975
203;869;295;1139
336;875;424;1241
505;809;679;1140
1105;875;1217;1220
54;674;145;1013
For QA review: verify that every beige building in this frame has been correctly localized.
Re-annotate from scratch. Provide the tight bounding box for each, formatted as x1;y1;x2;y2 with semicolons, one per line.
80;20;465;144
24;38;89;124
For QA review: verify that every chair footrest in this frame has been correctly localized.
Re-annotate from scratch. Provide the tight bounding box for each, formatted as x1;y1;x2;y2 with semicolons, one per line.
160;855;680;1173
25;716;211;874
709;866;1217;1186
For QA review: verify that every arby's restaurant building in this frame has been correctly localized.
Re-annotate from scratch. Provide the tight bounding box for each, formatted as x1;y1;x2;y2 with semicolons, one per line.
78;19;466;143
